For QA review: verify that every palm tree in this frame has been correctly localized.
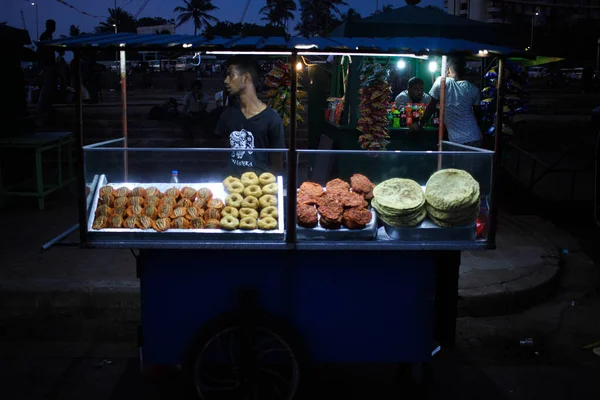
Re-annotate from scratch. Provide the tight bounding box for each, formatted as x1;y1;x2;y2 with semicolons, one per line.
95;8;137;33
173;0;219;36
69;25;81;37
297;0;348;37
259;0;297;32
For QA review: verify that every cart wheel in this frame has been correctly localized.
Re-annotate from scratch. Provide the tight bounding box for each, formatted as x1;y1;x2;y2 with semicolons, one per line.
183;313;305;400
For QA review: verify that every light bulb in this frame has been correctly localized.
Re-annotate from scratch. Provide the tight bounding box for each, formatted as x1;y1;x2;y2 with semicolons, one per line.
397;60;406;69
296;61;303;71
428;62;438;72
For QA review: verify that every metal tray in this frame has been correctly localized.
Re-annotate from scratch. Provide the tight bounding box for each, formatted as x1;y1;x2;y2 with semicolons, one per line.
383;219;476;241
297;209;378;241
87;175;285;242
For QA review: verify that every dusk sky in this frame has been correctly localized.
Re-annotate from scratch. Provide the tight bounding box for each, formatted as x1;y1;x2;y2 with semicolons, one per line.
8;0;444;40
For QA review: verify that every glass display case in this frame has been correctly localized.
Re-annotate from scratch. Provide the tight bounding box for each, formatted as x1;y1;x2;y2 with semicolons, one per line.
83;139;289;248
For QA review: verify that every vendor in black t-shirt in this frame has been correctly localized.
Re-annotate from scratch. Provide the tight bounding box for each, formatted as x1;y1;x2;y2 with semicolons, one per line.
215;57;285;173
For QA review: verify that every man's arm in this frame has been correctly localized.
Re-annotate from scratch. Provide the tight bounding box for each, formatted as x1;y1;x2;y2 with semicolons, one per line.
410;78;440;131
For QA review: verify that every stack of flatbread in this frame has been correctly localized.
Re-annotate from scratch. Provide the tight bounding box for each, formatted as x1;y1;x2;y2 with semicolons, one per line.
372;178;426;227
425;169;480;227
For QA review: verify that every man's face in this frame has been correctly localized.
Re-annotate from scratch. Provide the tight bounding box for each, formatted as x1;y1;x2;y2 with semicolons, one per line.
224;65;247;96
193;86;201;94
408;83;425;103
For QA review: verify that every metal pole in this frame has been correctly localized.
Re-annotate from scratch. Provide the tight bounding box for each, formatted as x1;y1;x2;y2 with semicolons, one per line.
41;224;79;252
287;53;298;245
120;48;129;181
437;55;448;170
74;53;88;247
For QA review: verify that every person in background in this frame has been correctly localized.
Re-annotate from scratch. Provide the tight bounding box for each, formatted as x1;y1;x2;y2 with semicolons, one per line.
394;77;432;108
181;80;209;138
55;49;69;103
37;19;57;114
413;56;482;147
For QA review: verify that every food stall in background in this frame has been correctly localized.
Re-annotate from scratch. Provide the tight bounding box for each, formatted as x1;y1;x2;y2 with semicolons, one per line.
40;33;522;399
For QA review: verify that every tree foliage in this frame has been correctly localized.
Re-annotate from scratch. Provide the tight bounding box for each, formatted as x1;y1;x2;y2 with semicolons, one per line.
95;8;137;33
259;0;297;33
202;21;286;38
296;0;348;37
174;0;219;36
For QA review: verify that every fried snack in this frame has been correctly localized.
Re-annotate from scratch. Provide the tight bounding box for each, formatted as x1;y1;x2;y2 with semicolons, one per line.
225;193;243;208
98;194;114;207
204;207;221;222
164;187;181;200
190;218;205;229
129;196;145;207
172;217;190;229
326;178;351;194
241;172;259;186
131;187;146;197
226;181;245;194
171;206;187;219
343;207;373;230
296;203;318;228
146;196;161;207
126;205;144;217
350;174;375;200
241;196;259;210
324;191;363;208
262;183;278;195
320;215;343;230
177;198;194;208
114;196;128;208
258;217;278;230
221;206;239;219
145;187;162;198
109;215;124;228
92;216;108;230
207;198;224;210
243;185;262;198
160;196;177;208
259;172;276;186
239;208;259;220
205;219;220;229
318;200;343;220
124;216;138;229
112;206;127;218
114;186;130;198
239;217;258;230
141;206;156;219
259;195;277;209
186;206;204;220
181;186;197;200
152;218;171;232
99;186;114;197
196;188;213;203
137;215;153;230
220;216;240;231
260;206;278;219
194;197;209;209
95;204;112;217
223;176;241;187
299;182;324;199
158;204;172;219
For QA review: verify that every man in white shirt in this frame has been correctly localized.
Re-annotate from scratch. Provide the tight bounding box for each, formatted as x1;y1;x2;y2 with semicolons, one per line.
414;57;482;147
395;77;432;108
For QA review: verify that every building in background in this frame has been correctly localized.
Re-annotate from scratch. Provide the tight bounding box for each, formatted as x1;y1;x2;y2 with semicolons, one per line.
445;0;600;24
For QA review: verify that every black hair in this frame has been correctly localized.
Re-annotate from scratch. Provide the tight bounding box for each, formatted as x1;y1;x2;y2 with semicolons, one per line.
46;19;56;30
447;56;466;77
408;77;424;88
227;56;262;90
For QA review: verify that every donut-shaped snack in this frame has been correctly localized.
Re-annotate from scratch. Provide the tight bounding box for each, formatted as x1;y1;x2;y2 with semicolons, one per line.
262;183;278;195
259;195;277;209
221;206;239;219
258;217;278;230
260;206;278;219
241;172;259;186
223;176;242;187
239;208;259;220
220;216;240;231
225;193;243;208
226;181;245;194
241;196;259;210
239;217;258;230
243;185;262;198
259;172;276;186
205;219;220;229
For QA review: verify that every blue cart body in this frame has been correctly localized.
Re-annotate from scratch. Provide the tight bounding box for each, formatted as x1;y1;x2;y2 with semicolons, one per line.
139;249;436;365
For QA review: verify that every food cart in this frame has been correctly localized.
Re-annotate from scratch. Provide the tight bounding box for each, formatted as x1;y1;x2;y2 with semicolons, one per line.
42;32;520;399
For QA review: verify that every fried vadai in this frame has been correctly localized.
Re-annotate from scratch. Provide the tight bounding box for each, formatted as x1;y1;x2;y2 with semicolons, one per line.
112;206;127;218
241;172;259;186
225;193;243;208
223;176;242;187
196;188;213;202
124;216;138;229
99;186;114;197
164;187;180;200
259;195;277;209
152;218;171;232
350;174;375;195
220;216;240;231
241;196;259;210
259;172;276;186
258;217;278;230
143;206;158;219
239;217;258;230
207;198;224;210
126;205;144;217
160;196;177;208
170;206;187;219
205;219;220;229
299;182;324;199
186;206;204;220
96;204;112;217
114;196;128;208
226;181;245;194
243;185;262;198
145;187;162;198
158;204;172;219
99;194;114;207
109;215;124;228
325;178;350;194
92;216;108;230
178;198;194;208
114;186;130;198
190;218;205;229
260;206;278;219
146;196;161;207
342;207;373;230
181;186;197;200
172;216;189;229
128;196;145;207
131;187;146;197
204;207;221;222
239;208;259;220
297;203;318;228
221;206;239;219
137;215;153;230
262;183;278;195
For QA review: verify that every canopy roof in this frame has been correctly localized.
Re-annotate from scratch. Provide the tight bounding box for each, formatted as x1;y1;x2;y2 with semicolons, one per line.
40;33;525;57
330;5;517;48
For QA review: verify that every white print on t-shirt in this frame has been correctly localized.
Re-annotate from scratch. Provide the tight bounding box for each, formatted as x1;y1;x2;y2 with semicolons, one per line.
229;129;255;162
